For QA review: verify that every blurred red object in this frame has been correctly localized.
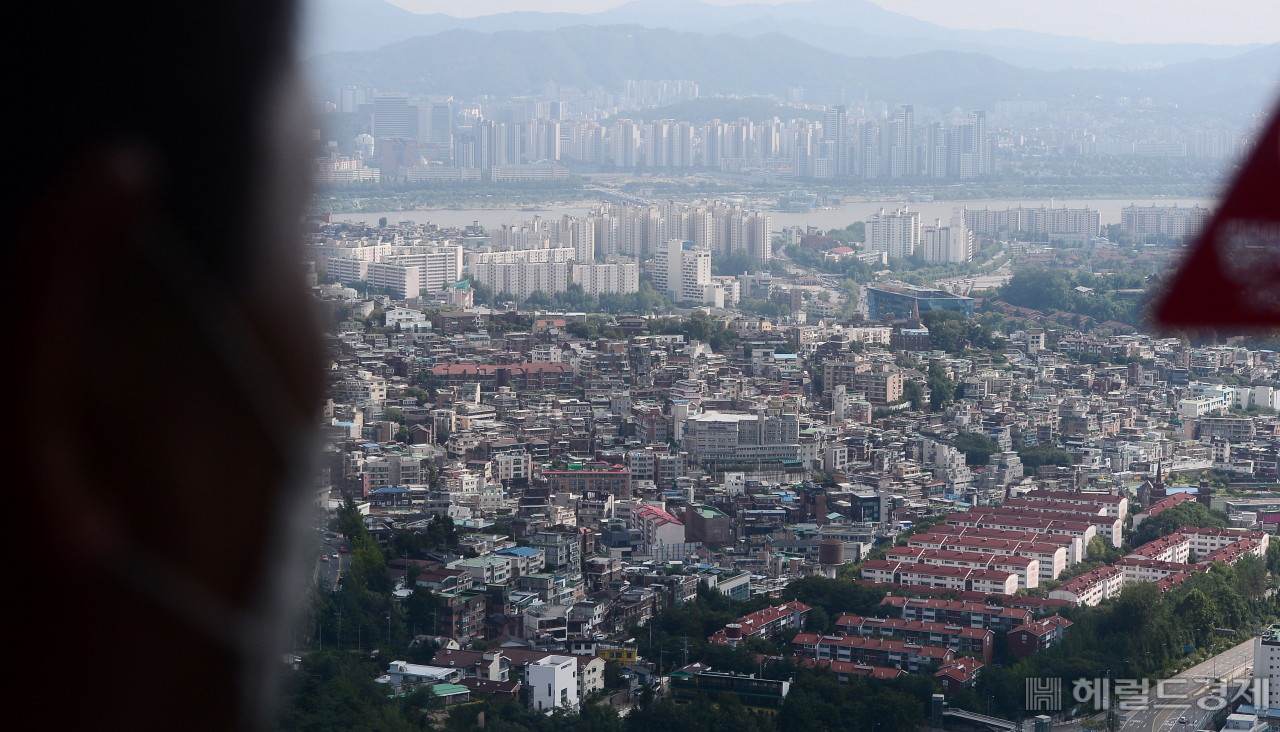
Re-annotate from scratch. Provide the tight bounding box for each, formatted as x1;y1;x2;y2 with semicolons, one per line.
1156;105;1280;326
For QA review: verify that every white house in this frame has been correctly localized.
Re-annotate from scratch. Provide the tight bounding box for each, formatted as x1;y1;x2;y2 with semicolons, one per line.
385;307;431;331
528;655;579;713
632;504;685;555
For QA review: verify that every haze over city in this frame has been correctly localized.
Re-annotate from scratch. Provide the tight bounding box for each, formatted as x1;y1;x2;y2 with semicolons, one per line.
353;0;1280;45
16;1;1280;731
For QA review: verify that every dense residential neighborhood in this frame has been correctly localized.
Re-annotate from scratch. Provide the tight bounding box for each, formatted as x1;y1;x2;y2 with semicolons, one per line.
292;207;1280;732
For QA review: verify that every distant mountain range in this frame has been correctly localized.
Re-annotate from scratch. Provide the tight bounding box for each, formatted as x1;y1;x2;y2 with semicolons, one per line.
308;24;1280;119
303;0;1265;71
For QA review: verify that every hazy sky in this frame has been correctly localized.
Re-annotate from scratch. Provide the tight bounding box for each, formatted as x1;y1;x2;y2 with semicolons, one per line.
382;0;1280;45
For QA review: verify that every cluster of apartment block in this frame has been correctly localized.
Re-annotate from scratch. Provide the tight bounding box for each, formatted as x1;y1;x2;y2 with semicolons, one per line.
1050;523;1268;606
784;596;1071;693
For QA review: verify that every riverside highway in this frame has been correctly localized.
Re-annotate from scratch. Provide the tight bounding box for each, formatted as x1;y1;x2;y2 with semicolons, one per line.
1117;639;1255;732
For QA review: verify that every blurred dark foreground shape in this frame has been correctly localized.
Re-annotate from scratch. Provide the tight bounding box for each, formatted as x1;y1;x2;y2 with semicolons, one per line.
7;2;324;729
1156;101;1280;327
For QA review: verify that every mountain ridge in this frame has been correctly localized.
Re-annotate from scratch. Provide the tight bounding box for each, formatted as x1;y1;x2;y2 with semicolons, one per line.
302;0;1262;71
308;24;1280;119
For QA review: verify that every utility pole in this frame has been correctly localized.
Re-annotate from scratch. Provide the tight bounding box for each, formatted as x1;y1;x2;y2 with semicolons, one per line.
336;609;343;650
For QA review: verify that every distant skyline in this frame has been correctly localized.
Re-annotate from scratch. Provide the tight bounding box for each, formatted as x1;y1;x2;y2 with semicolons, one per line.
379;0;1280;46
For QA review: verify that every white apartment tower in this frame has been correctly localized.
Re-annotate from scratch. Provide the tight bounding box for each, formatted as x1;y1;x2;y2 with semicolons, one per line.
921;210;973;264
560;215;596;263
572;262;640;296
890;105;915;178
1255;625;1280;709
651;239;712;304
822;106;850;176
866;207;921;260
611;119;641;167
645;120;672;167
468;248;575;299
672;122;696;167
702;120;725;169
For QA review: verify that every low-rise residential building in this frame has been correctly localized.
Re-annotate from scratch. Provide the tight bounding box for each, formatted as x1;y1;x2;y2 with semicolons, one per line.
859;560;1020;595
791;632;955;673
670;665;791;713
1049;566;1124;606
707;601;811;644
1008;616;1074;658
835;614;994;662
879;597;1032;632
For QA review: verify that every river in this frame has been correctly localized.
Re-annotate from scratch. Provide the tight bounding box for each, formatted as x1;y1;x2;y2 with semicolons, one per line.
327;197;1215;231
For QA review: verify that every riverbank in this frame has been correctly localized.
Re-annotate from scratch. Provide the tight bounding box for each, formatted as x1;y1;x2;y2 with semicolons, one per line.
321;196;1215;230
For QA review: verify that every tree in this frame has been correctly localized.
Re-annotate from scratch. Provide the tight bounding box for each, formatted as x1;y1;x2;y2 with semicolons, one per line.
378;216;388;227
806;606;831;633
1175;588;1219;643
1266;538;1280;576
952;431;998;466
1019;445;1074;474
927;360;955;411
1002;267;1073;312
1131;501;1228;546
523;290;552;308
920;310;1002;353
1233;553;1268;599
1111;582;1161;630
1086;535;1121;563
336;494;366;541
902;379;925;411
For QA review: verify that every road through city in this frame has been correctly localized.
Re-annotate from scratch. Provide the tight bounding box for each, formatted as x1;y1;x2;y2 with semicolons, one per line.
1118;639;1254;732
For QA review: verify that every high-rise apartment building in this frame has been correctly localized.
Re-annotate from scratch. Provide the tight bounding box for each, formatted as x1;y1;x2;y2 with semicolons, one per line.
651;239;712;304
672;122;696;167
822;106;850;177
322;243;463;299
611;119;640;167
572;262;640;296
923;122;951;178
702;120;725;169
921;210;973;264
468;248;575;300
1121;204;1212;237
951;111;992;179
890;105;915;178
645;120;672;167
866;207;921;260
964;205;1101;239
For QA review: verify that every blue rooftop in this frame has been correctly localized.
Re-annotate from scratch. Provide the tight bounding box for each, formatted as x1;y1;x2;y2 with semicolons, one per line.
497;547;541;557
